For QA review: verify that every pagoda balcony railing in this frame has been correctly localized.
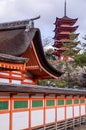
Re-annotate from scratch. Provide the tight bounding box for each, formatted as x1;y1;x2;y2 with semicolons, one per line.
54;26;78;33
55;21;77;26
60;32;71;34
60;39;71;42
60;24;71;27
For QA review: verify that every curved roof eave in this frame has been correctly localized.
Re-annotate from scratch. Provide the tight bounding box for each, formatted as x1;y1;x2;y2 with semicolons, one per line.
31;28;63;78
56;16;78;21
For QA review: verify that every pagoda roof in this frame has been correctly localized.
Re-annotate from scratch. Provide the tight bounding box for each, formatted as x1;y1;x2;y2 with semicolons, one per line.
62;16;78;21
55;16;78;25
56;16;78;21
0;19;63;78
53;42;63;48
0;82;86;96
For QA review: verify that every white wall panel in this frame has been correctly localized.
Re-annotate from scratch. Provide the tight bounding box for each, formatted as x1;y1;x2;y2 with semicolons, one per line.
12;79;21;84
46;109;55;124
0;72;9;75
66;106;73;119
0;114;9;130
74;106;79;117
81;105;85;115
12;74;21;77
0;78;9;83
57;108;65;121
23;79;33;83
31;110;43;127
13;112;28;130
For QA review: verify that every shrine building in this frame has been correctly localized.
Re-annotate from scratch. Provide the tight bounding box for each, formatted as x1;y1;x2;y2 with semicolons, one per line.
0;15;86;130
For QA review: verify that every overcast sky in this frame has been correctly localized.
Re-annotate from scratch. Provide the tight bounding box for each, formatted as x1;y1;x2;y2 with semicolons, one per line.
0;0;86;42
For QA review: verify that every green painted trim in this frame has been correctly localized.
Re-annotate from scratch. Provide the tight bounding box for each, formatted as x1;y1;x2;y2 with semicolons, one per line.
58;100;64;105
66;100;72;105
14;101;28;109
74;99;79;104
0;101;8;110
32;100;43;107
80;100;85;104
46;100;55;106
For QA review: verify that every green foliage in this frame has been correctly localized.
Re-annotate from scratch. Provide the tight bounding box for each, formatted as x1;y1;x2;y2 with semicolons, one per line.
63;33;79;57
37;79;68;88
37;80;48;86
74;52;86;67
55;80;67;87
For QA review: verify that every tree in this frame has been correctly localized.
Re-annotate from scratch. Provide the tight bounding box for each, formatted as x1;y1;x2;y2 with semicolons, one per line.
38;35;86;88
59;33;80;87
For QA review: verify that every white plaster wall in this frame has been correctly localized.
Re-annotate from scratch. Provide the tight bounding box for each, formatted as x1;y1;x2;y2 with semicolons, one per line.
0;113;9;130
31;110;43;127
0;78;9;83
74;106;79;117
12;79;21;84
66;106;73;119
12;74;21;77
13;112;28;130
46;109;55;124
81;105;85;115
57;108;65;121
23;79;33;83
0;72;9;75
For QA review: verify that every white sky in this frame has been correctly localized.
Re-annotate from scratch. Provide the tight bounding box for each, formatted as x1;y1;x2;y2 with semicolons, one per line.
0;0;86;43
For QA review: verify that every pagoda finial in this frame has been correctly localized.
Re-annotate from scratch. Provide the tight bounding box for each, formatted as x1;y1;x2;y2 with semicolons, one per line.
64;0;67;16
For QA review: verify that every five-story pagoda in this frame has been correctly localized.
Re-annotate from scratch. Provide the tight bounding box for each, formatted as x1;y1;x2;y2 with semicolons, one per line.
53;0;79;61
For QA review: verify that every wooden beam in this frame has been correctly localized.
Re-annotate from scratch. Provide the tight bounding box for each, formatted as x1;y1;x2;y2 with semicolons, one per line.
26;65;40;70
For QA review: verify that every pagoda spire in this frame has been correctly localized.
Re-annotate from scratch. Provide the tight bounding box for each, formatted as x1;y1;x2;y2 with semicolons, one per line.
64;0;67;16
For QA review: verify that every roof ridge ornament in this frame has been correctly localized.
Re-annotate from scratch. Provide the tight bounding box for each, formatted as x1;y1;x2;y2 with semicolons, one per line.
0;15;40;30
25;15;40;32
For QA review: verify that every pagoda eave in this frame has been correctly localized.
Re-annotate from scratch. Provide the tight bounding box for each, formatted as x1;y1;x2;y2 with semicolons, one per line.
55;17;78;26
54;33;79;40
54;25;79;33
53;42;63;48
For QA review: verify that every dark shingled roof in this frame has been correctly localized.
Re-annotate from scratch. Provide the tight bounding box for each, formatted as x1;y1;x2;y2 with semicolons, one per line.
0;28;33;56
0;53;28;63
0;82;86;96
0;19;63;77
